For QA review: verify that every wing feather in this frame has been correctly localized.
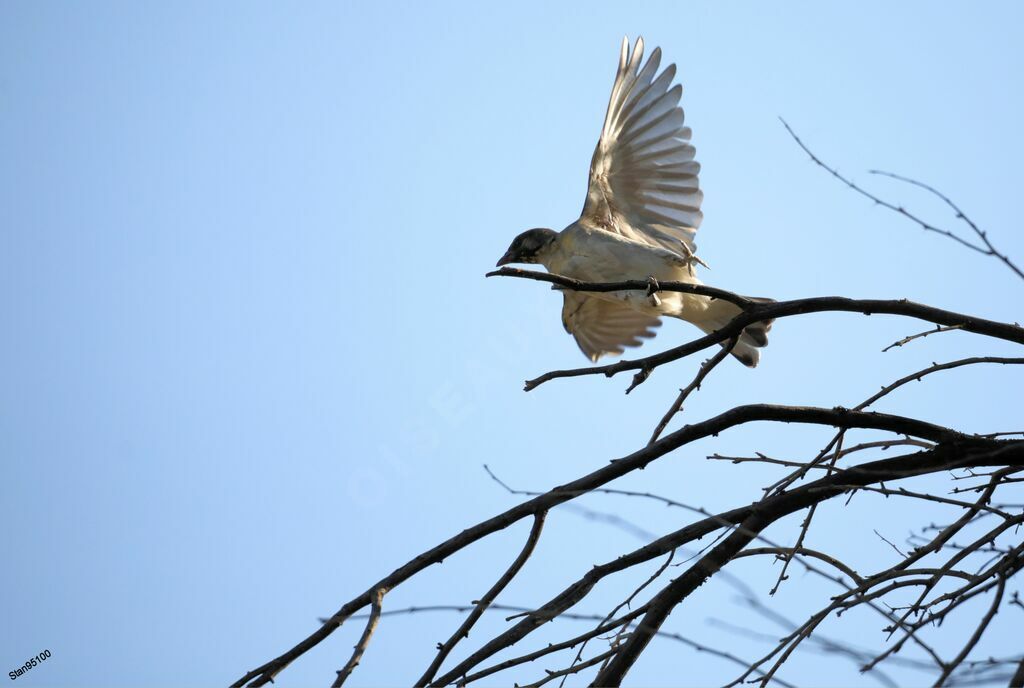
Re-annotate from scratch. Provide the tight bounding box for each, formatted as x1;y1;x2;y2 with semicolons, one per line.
581;37;702;258
561;292;661;362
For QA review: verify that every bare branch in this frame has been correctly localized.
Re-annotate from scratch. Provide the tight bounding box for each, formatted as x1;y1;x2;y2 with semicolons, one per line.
486;266;753;308
234;415;1021;687
331;587;385;688
513;289;1024;391
935;576;1006;686
781;119;1023;282
648;337;737;445
416;512;547;686
883;325;965;352
869;169;1024;281
592;510;772;686
858;357;1024;409
1010;657;1024;688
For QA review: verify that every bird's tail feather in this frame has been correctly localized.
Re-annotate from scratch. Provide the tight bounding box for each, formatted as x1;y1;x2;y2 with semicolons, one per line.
693;297;774;368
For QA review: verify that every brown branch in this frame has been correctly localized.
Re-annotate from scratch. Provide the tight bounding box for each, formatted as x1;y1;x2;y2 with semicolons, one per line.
440;441;1023;686
454;607;649;685
589;440;1024;686
733;546;864;586
858;500;1021;672
1010;657;1024;688
762;355;1023;499
882;324;964;352
733;536;1023;688
486;266;753;308
855;484;1015;519
771;433;847;595
524;648;617;688
415;513;547;686
232;405;1018;687
331;587;385;687
559;550;675;687
858;357;1024;409
591;510;772;686
782;119;1024;282
935;576;1006;686
648;337;737;445
780;119;986;253
710;439;934;472
438;600;802;688
644;629;801;688
869;169;1024;282
516;291;1024;391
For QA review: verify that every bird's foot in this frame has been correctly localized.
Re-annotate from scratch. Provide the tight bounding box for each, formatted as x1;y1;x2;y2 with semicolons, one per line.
646;276;661;307
678;242;710;275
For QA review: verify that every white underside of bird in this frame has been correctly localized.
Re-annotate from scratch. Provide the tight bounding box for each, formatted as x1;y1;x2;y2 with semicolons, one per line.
544;222;767;366
496;37;772;366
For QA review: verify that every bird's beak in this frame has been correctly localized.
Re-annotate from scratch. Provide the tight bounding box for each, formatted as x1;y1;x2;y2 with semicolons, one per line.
495;251;516;267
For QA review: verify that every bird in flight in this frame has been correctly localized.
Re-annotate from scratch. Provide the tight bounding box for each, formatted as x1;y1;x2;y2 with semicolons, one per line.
496;37;772;367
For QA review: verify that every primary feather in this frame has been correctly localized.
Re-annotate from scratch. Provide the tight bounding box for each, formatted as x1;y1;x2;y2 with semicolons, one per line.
581;36;703;257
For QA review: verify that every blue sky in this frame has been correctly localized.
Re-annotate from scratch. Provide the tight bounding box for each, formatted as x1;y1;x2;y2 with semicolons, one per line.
2;2;1023;686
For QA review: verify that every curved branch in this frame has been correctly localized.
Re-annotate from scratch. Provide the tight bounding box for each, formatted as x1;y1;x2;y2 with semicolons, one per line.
869;170;1024;282
232;405;1013;687
507;286;1024;391
782;119;1024;282
415;512;547;686
435;441;1023;686
486;267;752;308
648;337;737;445
591;511;772;686
331;587;385;687
734;547;864;586
590;440;1024;686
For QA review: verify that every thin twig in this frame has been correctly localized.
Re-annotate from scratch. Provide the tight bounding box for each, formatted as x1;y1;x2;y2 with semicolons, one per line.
416;513;547;686
782;119;1024;283
934;576;1006;686
513;289;1024;391
486;266;752;308
648;337;737;445
332;587;385;687
883;325;964;352
869;169;1023;281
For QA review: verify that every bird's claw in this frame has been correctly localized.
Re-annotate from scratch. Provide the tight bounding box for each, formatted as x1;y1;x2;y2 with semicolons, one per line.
646;276;661;307
678;242;709;276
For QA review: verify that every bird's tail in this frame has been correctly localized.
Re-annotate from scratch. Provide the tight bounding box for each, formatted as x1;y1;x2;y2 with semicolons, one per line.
693;296;775;367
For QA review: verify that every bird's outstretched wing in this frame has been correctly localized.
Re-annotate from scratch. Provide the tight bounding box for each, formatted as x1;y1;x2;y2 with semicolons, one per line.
561;292;661;362
580;37;702;258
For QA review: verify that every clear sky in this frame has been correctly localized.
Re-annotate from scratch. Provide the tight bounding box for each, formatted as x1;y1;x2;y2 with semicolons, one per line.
2;2;1023;686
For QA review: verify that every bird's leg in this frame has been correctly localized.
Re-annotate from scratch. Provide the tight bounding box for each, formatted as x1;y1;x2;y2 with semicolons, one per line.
646;275;661;307
678;242;709;276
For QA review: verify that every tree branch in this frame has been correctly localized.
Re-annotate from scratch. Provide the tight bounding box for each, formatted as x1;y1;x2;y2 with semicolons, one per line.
437;441;1023;686
486;266;752;308
781;119;1023;281
232;404;984;687
415;512;547;686
509;287;1024;391
331;587;385;687
648;337;737;445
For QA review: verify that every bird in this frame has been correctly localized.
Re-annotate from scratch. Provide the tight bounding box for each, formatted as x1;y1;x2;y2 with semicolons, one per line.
495;37;773;367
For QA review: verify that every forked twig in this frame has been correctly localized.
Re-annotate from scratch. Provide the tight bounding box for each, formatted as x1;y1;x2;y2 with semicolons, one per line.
417;513;547;686
648;337;738;445
332;587;386;687
781;119;1023;281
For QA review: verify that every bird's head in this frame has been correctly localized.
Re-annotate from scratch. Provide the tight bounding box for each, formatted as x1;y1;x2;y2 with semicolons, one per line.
495;228;558;267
